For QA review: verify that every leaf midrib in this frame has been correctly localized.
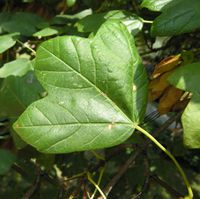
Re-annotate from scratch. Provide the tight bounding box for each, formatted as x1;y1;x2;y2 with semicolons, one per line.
37;45;133;124
15;122;133;128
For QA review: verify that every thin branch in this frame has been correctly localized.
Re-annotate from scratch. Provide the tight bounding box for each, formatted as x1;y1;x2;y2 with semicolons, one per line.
12;164;29;178
22;165;41;199
154;112;182;135
68;177;85;199
150;175;184;199
132;156;150;199
98;150;140;199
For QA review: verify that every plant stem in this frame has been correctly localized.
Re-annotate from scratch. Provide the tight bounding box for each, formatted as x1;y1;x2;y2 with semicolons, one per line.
135;125;193;199
87;172;107;199
91;167;105;199
91;150;105;161
141;19;153;24
16;40;36;55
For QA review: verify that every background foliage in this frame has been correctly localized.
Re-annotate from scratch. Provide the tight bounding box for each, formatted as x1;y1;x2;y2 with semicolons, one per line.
0;0;200;198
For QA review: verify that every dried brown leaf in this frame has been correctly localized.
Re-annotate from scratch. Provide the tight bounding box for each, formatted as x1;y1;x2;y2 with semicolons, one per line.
148;71;172;101
152;55;181;79
158;86;183;114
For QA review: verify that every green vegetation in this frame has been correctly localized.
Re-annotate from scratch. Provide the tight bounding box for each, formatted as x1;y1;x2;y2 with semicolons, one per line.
0;0;200;198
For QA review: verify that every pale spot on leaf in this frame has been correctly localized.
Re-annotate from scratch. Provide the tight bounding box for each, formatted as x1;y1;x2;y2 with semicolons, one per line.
133;85;137;91
108;124;113;130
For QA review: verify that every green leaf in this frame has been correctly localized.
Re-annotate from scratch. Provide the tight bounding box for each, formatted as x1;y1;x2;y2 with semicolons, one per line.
13;21;148;153
0;72;44;118
182;94;200;148
169;62;200;148
169;62;200;93
0;58;33;78
151;0;200;36
11;129;27;150
50;9;92;25
0;12;11;34
132;60;148;122
66;0;76;7
0;149;16;175
33;27;61;37
1;12;45;36
141;0;174;12
76;10;143;35
0;33;19;54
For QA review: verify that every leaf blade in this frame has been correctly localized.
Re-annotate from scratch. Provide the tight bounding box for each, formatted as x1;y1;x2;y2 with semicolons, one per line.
0;33;18;54
182;94;200;148
13;21;147;153
0;149;16;175
151;0;200;36
141;0;174;12
0;58;33;78
169;62;200;93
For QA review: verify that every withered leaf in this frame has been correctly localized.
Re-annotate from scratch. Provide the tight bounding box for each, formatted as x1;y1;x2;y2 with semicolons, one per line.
158;86;183;114
152;55;181;79
149;71;172;101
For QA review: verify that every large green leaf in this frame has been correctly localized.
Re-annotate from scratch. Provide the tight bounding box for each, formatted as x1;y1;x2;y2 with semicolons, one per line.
13;20;148;153
76;10;143;35
151;0;200;36
0;58;33;78
182;94;200;148
169;62;200;148
0;149;16;175
141;0;174;12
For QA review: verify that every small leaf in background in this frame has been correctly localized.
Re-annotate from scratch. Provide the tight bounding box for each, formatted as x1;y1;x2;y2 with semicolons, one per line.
66;0;76;7
169;62;200;148
158;86;183;114
169;62;200;93
151;0;200;36
181;51;194;65
0;149;16;175
33;27;61;37
0;72;44;118
182;93;200;148
0;33;19;54
76;10;143;35
0;12;46;36
141;0;174;12
50;9;92;26
0;12;11;34
13;21;148;153
151;55;181;79
122;17;143;36
11;129;27;150
0;58;33;78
